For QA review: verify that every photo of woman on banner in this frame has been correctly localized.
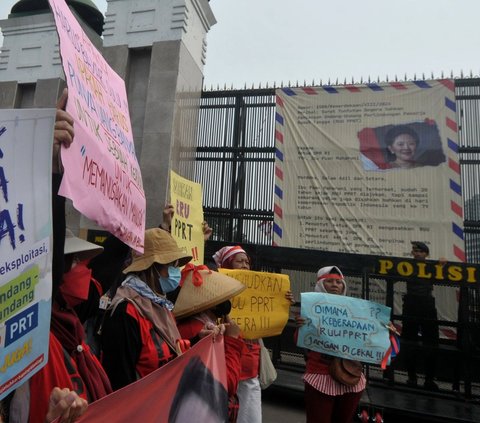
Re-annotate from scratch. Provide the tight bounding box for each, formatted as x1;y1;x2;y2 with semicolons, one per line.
168;356;228;423
358;120;446;171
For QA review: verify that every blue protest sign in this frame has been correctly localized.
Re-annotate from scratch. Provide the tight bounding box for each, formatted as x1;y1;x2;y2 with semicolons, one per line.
297;292;391;364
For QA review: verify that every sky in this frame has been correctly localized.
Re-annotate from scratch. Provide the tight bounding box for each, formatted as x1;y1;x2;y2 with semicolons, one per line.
1;0;480;89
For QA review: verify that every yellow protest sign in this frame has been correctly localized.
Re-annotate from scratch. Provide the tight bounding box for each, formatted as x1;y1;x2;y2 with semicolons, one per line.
219;269;291;339
169;171;204;264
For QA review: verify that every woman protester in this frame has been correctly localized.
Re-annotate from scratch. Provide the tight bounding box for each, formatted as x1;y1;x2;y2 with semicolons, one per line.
212;246;295;423
100;228;192;390
174;264;247;422
295;266;366;423
3;89;103;423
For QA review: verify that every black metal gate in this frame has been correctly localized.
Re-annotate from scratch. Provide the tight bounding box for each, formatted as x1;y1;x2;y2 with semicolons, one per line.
196;80;480;405
195;79;480;262
195;88;276;245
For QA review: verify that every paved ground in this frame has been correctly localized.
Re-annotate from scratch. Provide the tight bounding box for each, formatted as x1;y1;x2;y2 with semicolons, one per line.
262;386;305;423
260;369;480;423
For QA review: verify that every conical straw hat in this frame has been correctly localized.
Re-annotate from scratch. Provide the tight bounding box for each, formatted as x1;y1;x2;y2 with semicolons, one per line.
174;265;246;319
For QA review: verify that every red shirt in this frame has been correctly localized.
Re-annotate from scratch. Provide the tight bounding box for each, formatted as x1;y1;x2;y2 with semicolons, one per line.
28;333;87;423
177;318;245;396
240;339;261;380
126;303;175;378
101;301;177;390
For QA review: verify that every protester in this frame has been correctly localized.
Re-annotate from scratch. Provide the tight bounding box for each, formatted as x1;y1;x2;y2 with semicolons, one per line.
60;229;104;321
1;387;87;423
29;87;112;419
1;88;94;423
174;265;247;422
100;228;192;390
212;245;294;423
48;183;112;407
295;266;366;423
402;241;440;390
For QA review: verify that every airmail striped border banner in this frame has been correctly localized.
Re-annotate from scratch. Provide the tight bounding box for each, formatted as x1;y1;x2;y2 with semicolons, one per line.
274;80;464;262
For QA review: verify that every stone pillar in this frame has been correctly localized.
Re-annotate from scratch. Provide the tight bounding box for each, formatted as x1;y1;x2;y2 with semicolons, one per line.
0;9;102;84
0;4;103;235
0;0;216;232
0;81;19;108
103;0;216;228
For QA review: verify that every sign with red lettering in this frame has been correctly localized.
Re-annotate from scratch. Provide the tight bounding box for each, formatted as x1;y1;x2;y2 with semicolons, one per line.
49;0;145;252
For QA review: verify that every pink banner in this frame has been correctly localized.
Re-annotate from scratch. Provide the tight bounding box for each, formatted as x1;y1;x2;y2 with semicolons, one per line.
76;336;228;422
49;0;145;252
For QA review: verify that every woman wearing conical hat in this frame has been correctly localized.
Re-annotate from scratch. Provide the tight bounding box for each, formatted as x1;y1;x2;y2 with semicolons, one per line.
174;265;247;422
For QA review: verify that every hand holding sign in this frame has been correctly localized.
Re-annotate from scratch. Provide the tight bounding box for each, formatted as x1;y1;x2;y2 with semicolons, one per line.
297;292;391;365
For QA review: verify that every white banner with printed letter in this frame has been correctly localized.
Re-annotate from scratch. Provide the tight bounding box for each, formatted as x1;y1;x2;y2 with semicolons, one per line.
274;80;462;334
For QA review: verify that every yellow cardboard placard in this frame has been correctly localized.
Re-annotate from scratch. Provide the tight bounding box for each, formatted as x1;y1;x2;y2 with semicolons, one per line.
219;268;291;339
169;171;205;264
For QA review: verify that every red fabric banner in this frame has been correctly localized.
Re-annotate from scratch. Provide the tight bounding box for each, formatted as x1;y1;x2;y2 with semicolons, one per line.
76;335;227;422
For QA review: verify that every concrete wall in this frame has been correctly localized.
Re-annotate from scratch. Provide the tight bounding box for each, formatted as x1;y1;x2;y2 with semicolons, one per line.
102;0;215;228
0;0;216;232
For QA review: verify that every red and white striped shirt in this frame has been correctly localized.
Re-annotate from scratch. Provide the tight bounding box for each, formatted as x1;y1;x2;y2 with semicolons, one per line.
303;372;366;396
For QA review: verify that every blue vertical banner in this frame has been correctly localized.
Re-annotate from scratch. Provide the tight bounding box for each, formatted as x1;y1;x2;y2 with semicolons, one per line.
0;109;55;399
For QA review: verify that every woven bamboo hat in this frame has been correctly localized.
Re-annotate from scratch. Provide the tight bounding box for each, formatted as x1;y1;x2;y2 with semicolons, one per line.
173;265;246;319
64;229;103;260
123;228;192;273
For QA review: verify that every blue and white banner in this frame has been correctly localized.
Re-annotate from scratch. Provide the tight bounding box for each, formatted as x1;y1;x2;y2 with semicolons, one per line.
297;292;391;364
0;109;54;399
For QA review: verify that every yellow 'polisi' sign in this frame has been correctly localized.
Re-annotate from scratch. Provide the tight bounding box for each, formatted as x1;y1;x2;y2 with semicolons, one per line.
375;258;478;284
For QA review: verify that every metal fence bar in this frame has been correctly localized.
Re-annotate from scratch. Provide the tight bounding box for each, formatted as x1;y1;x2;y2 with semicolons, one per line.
195;89;276;244
196;81;480;263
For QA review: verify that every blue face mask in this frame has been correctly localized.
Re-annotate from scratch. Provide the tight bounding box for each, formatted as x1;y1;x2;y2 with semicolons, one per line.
158;266;181;293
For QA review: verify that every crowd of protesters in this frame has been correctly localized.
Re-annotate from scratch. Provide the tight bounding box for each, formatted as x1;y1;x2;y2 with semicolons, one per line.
0;89;441;423
0;89;287;423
